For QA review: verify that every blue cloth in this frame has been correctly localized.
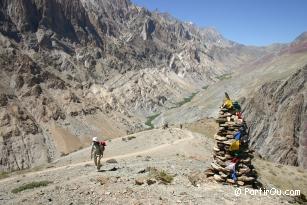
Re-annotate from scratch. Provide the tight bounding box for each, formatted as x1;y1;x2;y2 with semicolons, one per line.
231;171;237;181
234;131;242;140
230;164;237;181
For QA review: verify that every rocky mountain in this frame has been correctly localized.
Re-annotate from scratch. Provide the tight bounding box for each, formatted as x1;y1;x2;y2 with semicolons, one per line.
293;32;307;45
0;0;274;172
241;65;307;168
0;0;305;172
153;34;307;168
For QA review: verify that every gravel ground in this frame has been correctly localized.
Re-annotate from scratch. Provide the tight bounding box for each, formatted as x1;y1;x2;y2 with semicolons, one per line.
0;128;293;205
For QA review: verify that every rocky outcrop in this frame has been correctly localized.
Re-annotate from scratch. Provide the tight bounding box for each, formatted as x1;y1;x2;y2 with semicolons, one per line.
0;96;51;171
0;0;299;172
242;65;307;168
141;18;155;40
0;0;102;44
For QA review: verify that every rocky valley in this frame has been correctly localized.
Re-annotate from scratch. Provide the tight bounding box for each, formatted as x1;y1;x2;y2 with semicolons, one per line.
0;1;306;203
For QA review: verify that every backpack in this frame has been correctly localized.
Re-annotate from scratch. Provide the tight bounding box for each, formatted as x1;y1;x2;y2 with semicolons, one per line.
99;141;106;152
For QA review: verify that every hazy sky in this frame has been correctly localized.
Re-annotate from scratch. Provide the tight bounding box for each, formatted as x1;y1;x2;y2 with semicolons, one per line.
132;0;307;46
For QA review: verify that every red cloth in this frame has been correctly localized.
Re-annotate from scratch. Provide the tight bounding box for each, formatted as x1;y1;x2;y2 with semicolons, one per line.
231;157;240;164
236;112;243;119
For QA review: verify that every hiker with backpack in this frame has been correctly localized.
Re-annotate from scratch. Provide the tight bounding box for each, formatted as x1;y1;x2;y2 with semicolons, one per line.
91;137;106;171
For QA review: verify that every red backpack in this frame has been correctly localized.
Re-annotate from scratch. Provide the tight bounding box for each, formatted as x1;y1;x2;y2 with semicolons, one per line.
99;141;106;152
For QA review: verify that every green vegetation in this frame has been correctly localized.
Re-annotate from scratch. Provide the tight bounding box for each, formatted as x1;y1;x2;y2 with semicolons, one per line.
122;135;137;141
127;136;136;140
170;92;199;109
148;167;174;184
12;181;52;193
177;92;198;107
0;172;9;180
217;74;232;80
145;113;160;129
60;152;69;157
202;85;209;90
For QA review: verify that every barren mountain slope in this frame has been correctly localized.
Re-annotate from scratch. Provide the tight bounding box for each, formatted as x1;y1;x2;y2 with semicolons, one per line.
0;0;277;172
153;35;307;167
241;65;307;168
153;33;307;124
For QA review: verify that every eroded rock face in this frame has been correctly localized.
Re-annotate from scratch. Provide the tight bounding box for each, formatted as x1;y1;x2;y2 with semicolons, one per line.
141;18;155;40
242;66;307;168
0;100;50;171
0;0;287;171
0;0;102;44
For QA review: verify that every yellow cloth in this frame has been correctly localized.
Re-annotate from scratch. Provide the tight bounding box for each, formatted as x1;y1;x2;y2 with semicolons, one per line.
224;99;233;109
229;140;240;151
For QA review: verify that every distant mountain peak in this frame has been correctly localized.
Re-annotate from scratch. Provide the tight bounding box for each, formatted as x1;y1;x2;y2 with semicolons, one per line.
293;31;307;44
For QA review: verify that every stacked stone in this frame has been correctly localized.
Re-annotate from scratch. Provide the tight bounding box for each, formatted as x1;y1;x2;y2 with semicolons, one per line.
206;107;257;187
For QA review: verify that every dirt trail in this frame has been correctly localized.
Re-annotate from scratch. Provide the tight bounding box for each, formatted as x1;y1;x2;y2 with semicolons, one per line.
0;129;195;183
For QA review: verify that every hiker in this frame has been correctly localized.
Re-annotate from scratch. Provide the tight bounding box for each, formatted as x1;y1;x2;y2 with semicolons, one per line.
163;122;169;129
91;137;106;171
180;124;183;129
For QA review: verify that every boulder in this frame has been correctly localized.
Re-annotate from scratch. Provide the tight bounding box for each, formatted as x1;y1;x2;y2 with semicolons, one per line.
237;176;255;182
213;174;225;182
135;178;145;185
237;181;245;186
226;179;236;184
214;134;228;141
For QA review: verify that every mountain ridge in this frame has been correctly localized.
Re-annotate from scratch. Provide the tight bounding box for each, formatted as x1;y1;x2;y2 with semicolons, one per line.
0;0;306;171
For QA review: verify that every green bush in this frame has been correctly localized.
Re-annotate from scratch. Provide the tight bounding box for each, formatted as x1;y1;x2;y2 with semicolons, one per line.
12;181;52;193
145;113;160;129
169;92;199;109
148;167;174;184
0;172;9;180
176;92;198;107
127;136;136;140
217;74;232;80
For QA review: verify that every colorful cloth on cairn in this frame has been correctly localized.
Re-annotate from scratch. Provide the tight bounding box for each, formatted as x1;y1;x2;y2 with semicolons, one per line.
229;140;240;151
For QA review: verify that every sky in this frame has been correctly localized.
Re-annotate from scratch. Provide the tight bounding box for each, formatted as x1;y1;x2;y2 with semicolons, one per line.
132;0;307;46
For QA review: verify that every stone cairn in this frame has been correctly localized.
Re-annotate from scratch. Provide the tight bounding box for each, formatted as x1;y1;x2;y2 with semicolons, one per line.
205;95;257;187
